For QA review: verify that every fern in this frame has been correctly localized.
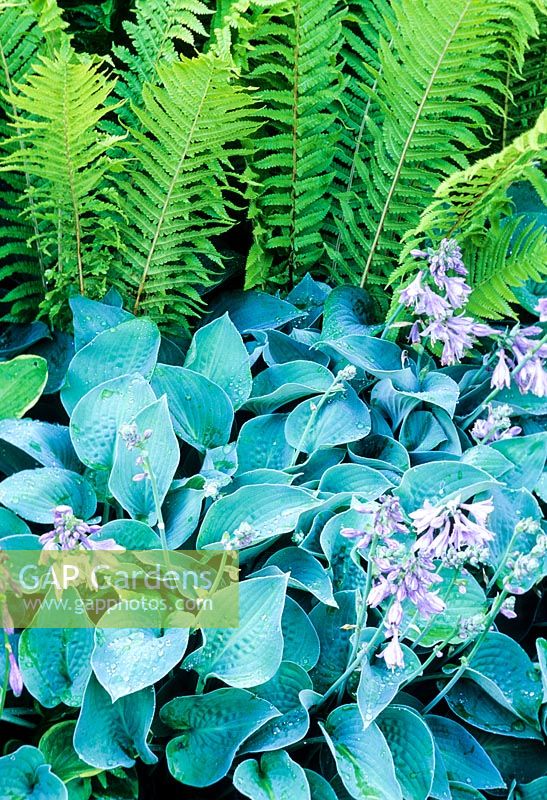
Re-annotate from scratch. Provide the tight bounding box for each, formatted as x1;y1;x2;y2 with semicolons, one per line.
239;0;344;289
0;0;67;321
402;108;547;318
328;0;540;291
1;41;122;324
113;0;212;128
113;51;258;329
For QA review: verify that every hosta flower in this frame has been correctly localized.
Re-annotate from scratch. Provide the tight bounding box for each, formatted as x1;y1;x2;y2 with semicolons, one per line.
491;349;511;390
500;596;517;619
438;275;471;309
410;495;494;558
341;494;407;551
221;521;258;550
369;547;445;620
39;506;120;551
536;297;547;322
119;423;152;450
415;287;451;320
400;272;425;309
378;624;405;670
514;357;547;397
471;404;521;445
428;238;467;282
3;627;23;696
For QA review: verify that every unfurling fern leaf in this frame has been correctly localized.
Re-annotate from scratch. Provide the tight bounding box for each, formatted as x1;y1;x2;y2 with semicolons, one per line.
0;0;68;321
330;0;540;291
404;108;547;319
1;42;122;324
113;0;212;127
113;51;258;329
240;0;344;289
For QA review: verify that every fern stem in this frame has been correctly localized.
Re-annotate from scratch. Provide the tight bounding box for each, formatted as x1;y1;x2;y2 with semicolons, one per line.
61;63;85;295
288;0;302;288
501;55;513;150
359;0;471;287
133;70;213;314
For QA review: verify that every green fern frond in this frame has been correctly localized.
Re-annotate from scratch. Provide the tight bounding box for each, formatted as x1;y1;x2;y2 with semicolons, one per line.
113;51;259;329
239;0;344;289
1;42;123;325
465;218;547;319
327;0;541;290
0;0;68;321
113;0;213;127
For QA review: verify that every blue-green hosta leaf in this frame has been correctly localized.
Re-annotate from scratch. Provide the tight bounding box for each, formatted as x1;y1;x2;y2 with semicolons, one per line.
151;364;234;452
490;434;547;490
196;484;320;548
0;507;30;537
348;433;410;477
73;675;156;769
184;313;252;409
264;330;330;367
93;519;160;549
426;716;505;791
245;361;333;414
0;419;79;473
0;321;49;357
446;679;543;739
0;355;48;419
241;661;314;753
515;777;547;800
0;746;67;800
163;486;203;548
92;626;189;701
378;706;435;800
236;414;295;472
207;290;302;333
184;574;288;688
320;286;375;340
357;644;420;727
318;463;393;496
449;783;486;799
19;628;94;708
305;769;339;800
309;591;355;694
32;331;74;394
476;734;547;785
228;469;294;494
70;296;132;350
537;638;547;704
320;510;367;593
281;597;320;672
70;374;155;471
266;547;336;606
396;462;495;514
400;408;461;455
61;319;160;415
320;704;402;800
320;334;407;380
431;743;451;800
0;467;97;523
464;632;542;729
285;386;371;453
39;721;100;782
234;751;311;800
108;397;178;525
461;446;514;480
492;388;547;416
161;688;278;787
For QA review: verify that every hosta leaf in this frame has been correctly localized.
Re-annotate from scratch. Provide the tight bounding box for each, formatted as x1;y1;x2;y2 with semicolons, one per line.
234;751;311;800
70;374;155;471
266;547;336;606
245;361;333;414
320;334;406;379
537;638;547;703
93;519;160;550
70;296;132;351
162;688;278;787
19;628;94;708
0;355;48;419
285;386;370;452
184;313;252;409
490;433;547;490
378;706;435;800
515;777;547;800
151;364;234;452
197;484;319;548
61;319;160;415
163;486;203;548
39;722;100;782
208;291;301;333
396;462;495;514
74;676;157;769
236;414;295;472
0;467;96;523
446;679;542;739
357;644;420;727
183;574;288;688
109;397;179;524
320;704;402;800
305;769;338;800
318;463;393;497
0;746;67;800
281;597;320;672
426;716;505;790
92;625;189;701
320;286;375;340
309;591;355;694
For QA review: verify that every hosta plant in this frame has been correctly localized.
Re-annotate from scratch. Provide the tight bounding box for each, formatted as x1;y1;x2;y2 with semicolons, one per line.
0;270;546;799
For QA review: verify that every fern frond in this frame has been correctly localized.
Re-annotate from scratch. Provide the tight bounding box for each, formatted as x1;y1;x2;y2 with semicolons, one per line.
240;0;344;289
327;0;541;289
113;0;213;127
1;42;122;325
465;218;547;319
114;51;258;329
0;0;68;321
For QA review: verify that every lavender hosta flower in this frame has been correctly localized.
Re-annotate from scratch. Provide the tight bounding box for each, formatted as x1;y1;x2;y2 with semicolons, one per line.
428;238;467;283
415;287;451;321
500;596;517;619
438;275;472;309
341;494;408;552
221;521;258;550
39;506;120;551
368;547;445;621
514;356;547;397
491;349;511;390
378;624;405;670
471;403;522;445
8;647;23;696
410;495;494;559
421;315;492;366
536;297;547;322
400;271;425;309
119;422;152;451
